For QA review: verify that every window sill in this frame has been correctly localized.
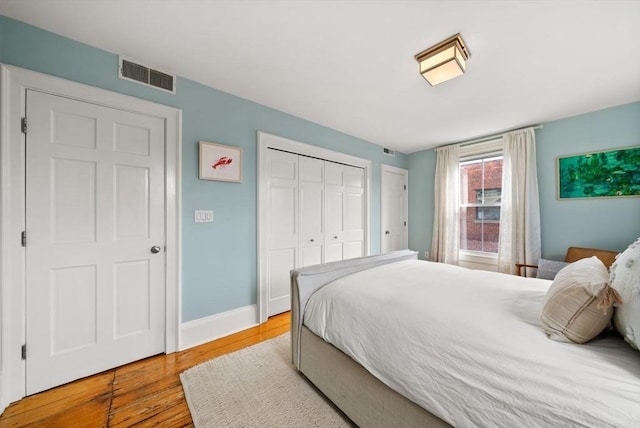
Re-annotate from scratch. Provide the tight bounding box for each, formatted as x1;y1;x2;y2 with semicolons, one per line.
459;251;498;271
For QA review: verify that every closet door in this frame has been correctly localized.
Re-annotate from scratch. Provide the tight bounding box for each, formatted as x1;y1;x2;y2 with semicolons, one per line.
324;162;345;263
299;157;324;267
324;162;365;262
266;149;298;316
343;165;365;259
259;133;372;322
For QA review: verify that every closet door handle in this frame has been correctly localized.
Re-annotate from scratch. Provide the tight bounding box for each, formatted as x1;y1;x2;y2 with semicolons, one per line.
333;235;338;239
310;238;315;242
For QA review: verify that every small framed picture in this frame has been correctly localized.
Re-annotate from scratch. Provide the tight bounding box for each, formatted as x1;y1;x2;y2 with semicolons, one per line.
199;141;243;183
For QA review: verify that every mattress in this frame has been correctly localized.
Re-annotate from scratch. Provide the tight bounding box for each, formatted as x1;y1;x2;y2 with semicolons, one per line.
303;259;640;428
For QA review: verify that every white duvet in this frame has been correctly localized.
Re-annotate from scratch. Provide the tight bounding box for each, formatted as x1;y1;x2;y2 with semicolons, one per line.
304;259;640;427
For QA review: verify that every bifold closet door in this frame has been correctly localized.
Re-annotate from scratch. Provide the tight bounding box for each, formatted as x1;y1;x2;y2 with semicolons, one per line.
266;150;298;316
325;163;365;263
265;149;365;316
343;165;365;259
299;157;325;267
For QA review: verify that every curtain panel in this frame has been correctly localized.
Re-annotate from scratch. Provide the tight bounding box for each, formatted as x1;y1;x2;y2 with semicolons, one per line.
497;128;541;274
431;144;461;264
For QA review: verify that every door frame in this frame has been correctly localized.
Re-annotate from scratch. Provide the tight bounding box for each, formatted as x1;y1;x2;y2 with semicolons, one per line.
0;64;182;407
257;131;371;323
380;164;408;252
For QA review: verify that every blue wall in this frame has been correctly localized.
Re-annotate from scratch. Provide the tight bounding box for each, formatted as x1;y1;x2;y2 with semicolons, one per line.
4;15;637;323
0;16;409;322
408;102;640;260
407;149;435;260
536;102;640;259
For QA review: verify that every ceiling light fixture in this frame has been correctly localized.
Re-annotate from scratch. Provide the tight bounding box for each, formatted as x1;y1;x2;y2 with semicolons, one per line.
415;33;470;86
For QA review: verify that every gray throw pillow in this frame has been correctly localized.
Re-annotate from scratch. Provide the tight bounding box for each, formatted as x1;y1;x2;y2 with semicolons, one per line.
537;258;570;280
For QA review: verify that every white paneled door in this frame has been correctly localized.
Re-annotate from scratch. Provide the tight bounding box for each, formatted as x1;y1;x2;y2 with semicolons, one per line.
264;148;366;317
343;165;365;259
25;90;166;394
299;157;324;267
258;133;371;321
381;165;408;253
325;163;365;262
266;149;299;316
324;162;346;263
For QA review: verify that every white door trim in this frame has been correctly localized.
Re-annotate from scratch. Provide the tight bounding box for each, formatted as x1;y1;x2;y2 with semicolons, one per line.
257;131;371;323
0;64;182;408
380;164;408;252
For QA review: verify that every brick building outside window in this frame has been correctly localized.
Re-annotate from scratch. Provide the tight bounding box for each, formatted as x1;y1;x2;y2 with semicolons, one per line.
460;156;503;253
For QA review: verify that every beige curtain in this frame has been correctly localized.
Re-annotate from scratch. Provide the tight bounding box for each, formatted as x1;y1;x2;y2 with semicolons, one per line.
431;144;460;264
497;128;541;274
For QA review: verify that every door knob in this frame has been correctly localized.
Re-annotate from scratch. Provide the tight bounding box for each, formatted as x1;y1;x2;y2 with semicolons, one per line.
385;230;390;235
150;245;161;254
310;239;315;243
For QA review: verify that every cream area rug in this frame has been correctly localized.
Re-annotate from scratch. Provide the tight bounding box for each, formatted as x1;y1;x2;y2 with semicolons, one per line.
180;333;353;427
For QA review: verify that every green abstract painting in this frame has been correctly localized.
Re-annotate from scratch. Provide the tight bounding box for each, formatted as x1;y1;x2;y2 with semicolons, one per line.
558;146;640;199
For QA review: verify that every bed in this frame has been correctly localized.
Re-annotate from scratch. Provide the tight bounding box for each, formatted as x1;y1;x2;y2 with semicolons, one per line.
290;249;640;427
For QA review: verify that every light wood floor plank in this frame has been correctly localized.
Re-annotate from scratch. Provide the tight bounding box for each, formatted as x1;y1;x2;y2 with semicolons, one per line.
0;312;290;427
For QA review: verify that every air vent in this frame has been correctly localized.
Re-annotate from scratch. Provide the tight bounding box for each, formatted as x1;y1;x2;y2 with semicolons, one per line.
383;147;395;157
119;56;176;94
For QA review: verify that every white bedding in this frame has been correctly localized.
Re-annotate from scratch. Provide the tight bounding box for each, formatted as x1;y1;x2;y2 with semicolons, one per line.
303;259;640;428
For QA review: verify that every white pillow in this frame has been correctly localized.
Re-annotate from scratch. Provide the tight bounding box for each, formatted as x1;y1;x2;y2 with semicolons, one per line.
540;257;617;344
610;237;640;351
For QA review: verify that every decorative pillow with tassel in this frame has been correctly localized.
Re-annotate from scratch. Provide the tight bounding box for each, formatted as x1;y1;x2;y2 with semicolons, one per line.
540;256;621;344
610;237;640;351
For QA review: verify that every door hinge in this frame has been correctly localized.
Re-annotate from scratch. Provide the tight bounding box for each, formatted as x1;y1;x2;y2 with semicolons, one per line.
21;344;27;360
21;117;28;134
21;231;27;247
403;185;407;190
404;221;407;227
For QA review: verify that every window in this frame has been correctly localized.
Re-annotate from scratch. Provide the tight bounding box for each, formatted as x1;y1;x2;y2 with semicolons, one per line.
474;188;501;222
459;143;503;255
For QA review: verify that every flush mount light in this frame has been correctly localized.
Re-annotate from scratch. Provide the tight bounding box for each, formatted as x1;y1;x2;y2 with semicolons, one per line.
415;33;470;86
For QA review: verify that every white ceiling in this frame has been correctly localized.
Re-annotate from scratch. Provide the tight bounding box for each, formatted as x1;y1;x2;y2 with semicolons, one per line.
1;1;639;153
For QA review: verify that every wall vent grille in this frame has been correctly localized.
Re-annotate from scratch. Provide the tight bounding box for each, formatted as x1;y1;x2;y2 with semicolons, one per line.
383;147;395;157
119;56;176;94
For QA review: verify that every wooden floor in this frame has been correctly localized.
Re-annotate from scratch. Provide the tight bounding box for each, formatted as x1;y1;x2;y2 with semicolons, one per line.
0;312;291;427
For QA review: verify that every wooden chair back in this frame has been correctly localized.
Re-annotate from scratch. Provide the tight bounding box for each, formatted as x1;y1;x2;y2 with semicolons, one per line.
516;246;620;277
564;246;619;269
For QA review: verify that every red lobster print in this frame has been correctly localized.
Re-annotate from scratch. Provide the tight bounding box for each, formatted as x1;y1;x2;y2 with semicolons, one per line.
212;156;233;170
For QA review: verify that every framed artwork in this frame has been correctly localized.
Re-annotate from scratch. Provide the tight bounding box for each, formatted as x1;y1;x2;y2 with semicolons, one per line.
557;145;640;199
199;141;243;183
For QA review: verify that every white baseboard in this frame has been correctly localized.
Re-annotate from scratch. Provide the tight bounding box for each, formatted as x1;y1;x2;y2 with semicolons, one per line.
179;305;259;351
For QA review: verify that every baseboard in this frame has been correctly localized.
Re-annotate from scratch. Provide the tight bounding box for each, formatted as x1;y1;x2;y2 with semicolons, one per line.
179;304;259;351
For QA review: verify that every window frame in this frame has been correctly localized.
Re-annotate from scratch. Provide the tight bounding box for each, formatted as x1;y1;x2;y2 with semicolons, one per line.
473;188;501;222
458;139;503;262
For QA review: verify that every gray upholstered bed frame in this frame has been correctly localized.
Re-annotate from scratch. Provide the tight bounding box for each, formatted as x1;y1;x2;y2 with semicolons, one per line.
290;250;451;427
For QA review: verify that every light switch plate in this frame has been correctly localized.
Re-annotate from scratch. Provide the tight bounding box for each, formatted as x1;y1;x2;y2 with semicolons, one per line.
195;210;214;223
